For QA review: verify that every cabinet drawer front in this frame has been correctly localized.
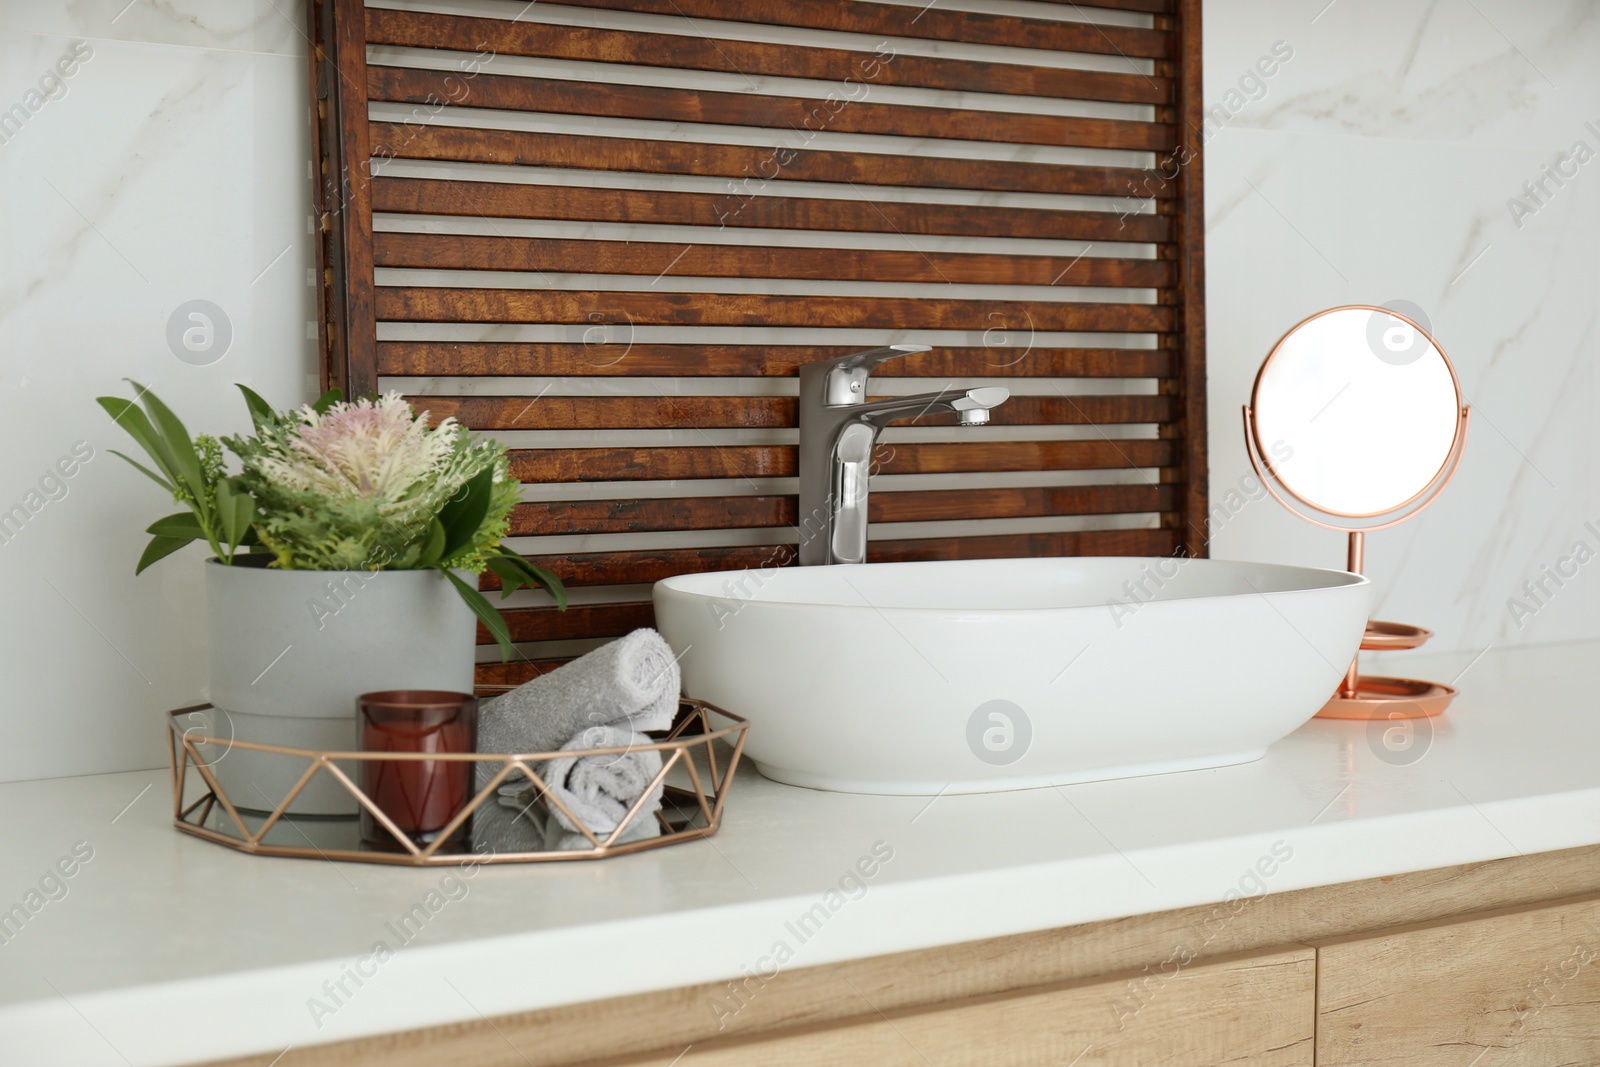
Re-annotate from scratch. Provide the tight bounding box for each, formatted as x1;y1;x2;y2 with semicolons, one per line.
633;947;1314;1067
1317;896;1600;1066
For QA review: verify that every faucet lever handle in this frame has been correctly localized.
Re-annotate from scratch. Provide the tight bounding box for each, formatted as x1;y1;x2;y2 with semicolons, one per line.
831;344;931;371
820;344;932;406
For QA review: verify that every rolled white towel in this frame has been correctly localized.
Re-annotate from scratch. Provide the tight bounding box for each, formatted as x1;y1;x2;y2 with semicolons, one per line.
475;628;681;793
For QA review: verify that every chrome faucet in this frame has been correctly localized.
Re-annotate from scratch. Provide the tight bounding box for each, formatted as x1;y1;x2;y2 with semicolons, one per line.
797;345;1009;566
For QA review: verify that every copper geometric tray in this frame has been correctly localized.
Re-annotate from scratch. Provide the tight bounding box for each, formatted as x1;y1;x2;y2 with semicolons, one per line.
167;698;747;865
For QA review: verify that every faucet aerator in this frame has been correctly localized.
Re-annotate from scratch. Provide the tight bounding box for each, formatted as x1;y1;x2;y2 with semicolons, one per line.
958;409;991;426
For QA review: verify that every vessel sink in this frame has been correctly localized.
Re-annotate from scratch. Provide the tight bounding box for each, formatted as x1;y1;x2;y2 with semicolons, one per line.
654;557;1370;794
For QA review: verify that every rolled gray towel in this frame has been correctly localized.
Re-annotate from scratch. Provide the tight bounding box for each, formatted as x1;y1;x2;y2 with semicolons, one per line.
475;628;681;793
473;791;660;853
520;725;665;834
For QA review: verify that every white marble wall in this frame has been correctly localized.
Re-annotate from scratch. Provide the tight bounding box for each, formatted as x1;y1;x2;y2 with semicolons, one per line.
0;0;1593;782
1202;0;1600;667
0;1;317;780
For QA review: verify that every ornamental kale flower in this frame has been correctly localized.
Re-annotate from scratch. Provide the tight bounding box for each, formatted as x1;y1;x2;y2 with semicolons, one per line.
231;392;515;572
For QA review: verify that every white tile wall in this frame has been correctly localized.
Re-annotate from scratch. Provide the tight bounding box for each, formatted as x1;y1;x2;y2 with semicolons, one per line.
1202;0;1600;669
0;1;317;780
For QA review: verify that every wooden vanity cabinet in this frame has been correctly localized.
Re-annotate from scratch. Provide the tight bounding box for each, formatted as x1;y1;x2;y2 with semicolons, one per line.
1316;895;1600;1066
208;847;1599;1067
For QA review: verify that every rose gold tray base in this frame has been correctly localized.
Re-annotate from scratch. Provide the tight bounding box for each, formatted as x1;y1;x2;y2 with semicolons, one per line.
1316;676;1457;721
1360;620;1433;651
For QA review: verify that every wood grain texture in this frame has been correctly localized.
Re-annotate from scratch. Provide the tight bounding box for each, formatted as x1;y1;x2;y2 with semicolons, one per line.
607;948;1314;1067
376;288;1173;333
371;177;1172;243
410;394;1172;430
508;484;1174;536
198;846;1600;1067
368;124;1178;199
374;232;1173;288
1169;0;1210;557
370;66;1173;152
507;440;1174;482
364;9;1171;104
485;601;654;645
327;0;376;396
550;0;1176;61
1316;895;1600;1067
376;344;1176;379
491;528;1179;588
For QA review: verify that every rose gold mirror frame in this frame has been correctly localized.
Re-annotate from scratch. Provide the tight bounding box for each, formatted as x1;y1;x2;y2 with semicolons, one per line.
1242;305;1471;721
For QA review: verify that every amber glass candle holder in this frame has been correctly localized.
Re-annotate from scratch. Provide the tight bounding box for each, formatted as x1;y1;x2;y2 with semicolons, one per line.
358;691;478;851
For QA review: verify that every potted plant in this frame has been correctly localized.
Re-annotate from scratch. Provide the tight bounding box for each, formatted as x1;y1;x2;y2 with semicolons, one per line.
100;382;564;814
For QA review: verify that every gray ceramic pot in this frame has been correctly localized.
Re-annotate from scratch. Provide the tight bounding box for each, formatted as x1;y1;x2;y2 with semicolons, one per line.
204;559;475;816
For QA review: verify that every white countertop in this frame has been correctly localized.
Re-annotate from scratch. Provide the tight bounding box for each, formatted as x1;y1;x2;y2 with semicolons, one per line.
3;639;1598;1066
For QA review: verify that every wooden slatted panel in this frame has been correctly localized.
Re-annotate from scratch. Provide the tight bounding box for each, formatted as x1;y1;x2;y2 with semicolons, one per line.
308;0;1207;683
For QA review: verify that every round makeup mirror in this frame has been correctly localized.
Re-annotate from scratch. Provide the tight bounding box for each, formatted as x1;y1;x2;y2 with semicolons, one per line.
1243;304;1470;722
1250;306;1465;522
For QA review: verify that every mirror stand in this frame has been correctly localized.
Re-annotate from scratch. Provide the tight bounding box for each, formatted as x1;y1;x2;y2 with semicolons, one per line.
1242;402;1471;721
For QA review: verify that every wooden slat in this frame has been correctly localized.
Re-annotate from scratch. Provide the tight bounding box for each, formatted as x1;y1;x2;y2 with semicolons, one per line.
327;0;377;397
512;496;797;536
483;601;654;645
476;658;572;689
870;483;1173;524
1034;0;1173;12
369;67;1172;152
509;439;1173;482
1170;0;1209;556
378;344;1176;379
374;232;1172;288
509;483;1174;535
372;177;1171;243
486;526;1178;587
377;288;1173;333
549;0;1175;60
364;9;1170;105
412;394;1172;430
369;125;1178;200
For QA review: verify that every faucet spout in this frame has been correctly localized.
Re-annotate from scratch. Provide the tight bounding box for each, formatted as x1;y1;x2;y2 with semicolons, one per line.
797;347;1010;566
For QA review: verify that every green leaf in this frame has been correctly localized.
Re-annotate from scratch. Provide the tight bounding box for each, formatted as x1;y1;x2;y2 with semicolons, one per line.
127;381;204;513
491;546;567;610
484;554;528;599
99;399;178;485
311;387;343;415
216;479;256;556
108;449;174;494
136;534;194;575
230;491;255;551
437;467;493;560
236;384;275;428
146;512;205;539
415;517;447;568
443;569;513;661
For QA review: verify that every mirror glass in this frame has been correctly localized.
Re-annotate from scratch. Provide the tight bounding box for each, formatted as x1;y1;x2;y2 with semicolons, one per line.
1252;306;1462;517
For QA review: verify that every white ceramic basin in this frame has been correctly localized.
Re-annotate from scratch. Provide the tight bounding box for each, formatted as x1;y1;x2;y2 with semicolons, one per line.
654;557;1369;794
